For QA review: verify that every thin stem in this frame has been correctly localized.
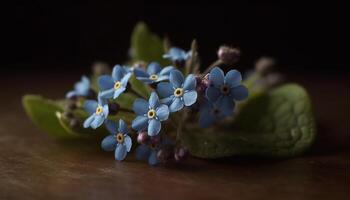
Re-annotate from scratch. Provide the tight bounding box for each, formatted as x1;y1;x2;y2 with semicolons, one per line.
186;39;198;75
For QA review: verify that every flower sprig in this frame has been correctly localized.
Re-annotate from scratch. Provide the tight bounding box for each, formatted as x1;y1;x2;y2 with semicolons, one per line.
66;43;248;166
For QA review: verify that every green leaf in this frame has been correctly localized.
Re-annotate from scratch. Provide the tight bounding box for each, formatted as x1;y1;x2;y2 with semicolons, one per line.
22;95;75;139
128;75;152;99
182;84;316;158
130;22;170;66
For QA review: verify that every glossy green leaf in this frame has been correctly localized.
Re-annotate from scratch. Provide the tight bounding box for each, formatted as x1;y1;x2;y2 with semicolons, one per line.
130;22;170;66
182;84;316;158
22;95;75;139
128;75;152;99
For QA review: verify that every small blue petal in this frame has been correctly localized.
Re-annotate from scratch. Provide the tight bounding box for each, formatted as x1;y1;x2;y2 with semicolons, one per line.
183;74;196;91
183;90;197;106
159;66;174;76
84;100;98;115
148;150;158;166
103;104;109;117
101;135;117;151
75;82;89;95
209;67;225;88
156;75;170;82
225;69;242;88
147;62;161;75
115;144;127;161
66;91;76;98
83;115;95;128
121;72;132;86
124;135;132;152
113;87;126;99
100;88;114;99
97;94;108;106
135;145;151;160
118;119;128;135
136;77;153;84
148;119;161;136
157;82;174;98
133;98;149;115
218;96;234;116
131;116;148;131
169;97;184;112
98;75;114;91
112;65;124;81
149;92;160;109
91;115;104;129
169;70;184;88
231;85;249;101
160;95;175;105
105;119;117;134
206;87;221;102
134;68;149;78
156;104;169;121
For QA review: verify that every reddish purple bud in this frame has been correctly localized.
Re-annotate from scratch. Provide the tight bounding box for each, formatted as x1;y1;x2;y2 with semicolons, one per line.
137;131;149;144
92;62;110;75
174;147;189;162
196;75;210;95
217;46;240;65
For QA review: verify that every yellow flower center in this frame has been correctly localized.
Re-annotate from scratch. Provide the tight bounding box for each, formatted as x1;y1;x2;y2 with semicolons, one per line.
147;109;156;119
114;81;122;90
149;74;158;81
115;133;124;143
95;106;103;115
220;85;230;95
174;88;183;97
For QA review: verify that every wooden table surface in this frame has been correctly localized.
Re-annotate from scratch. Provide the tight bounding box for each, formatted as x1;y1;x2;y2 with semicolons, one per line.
1;71;349;200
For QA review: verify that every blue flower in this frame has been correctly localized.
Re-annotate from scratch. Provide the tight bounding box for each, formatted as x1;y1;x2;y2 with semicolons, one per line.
163;47;191;62
101;119;132;161
98;65;132;99
199;99;229;128
157;70;198;112
133;62;174;84
205;67;248;116
83;94;109;129
66;76;90;98
131;92;169;136
135;143;159;166
135;137;173;166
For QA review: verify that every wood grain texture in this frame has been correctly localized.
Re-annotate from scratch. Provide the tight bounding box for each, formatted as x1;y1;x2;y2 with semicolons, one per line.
1;72;349;200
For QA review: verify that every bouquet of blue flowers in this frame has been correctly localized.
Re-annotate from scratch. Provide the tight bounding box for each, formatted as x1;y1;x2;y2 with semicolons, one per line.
23;22;316;166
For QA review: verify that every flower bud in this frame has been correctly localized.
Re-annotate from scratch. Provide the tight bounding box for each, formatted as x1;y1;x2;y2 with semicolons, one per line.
217;46;240;65
174;147;189;162
255;57;275;75
196;75;210;95
157;146;173;163
65;99;77;110
137;131;149;144
92;62;110;75
69;118;80;129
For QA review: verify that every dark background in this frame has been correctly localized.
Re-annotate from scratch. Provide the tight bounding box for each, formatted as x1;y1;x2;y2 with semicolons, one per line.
2;1;345;76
